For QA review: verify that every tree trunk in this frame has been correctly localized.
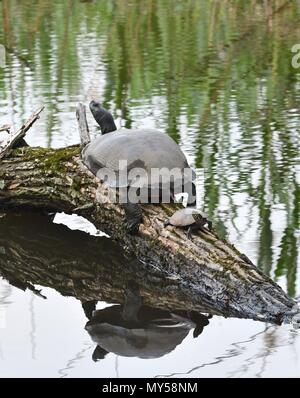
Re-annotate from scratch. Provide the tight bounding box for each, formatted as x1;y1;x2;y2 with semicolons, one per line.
0;144;298;324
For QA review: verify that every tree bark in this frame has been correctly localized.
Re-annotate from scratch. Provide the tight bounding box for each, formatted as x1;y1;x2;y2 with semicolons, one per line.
0;142;298;325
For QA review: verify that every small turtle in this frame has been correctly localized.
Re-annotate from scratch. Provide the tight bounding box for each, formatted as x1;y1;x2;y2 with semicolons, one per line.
164;208;213;238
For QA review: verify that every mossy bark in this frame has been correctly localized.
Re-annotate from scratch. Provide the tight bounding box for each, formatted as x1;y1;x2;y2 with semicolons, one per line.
0;145;297;324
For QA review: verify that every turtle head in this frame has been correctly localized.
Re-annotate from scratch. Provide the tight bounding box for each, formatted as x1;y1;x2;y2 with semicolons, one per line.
89;100;117;134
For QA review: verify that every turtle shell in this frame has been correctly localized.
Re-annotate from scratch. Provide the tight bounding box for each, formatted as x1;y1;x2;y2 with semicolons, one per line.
82;128;194;189
168;208;208;227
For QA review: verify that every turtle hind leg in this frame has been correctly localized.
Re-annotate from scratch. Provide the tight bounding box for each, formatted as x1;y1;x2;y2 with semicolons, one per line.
123;202;143;235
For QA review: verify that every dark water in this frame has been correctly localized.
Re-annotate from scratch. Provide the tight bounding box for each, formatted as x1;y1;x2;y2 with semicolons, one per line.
0;0;299;377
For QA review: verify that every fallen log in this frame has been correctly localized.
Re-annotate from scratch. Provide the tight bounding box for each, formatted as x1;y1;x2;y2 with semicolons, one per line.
0;106;298;324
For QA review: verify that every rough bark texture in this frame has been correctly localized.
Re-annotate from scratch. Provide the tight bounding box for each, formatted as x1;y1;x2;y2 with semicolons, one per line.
0;145;298;324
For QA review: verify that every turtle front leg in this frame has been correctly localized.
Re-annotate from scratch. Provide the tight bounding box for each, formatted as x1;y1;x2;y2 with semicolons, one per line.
123;202;143;235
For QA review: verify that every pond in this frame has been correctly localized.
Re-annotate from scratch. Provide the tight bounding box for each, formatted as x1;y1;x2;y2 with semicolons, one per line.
0;0;299;378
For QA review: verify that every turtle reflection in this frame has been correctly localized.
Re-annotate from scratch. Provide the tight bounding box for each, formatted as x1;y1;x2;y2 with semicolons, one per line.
83;300;211;361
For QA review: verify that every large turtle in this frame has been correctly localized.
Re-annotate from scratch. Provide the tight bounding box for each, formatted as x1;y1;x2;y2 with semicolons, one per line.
82;100;196;234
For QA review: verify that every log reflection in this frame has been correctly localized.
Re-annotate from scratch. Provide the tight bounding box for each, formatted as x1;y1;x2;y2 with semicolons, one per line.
0;211;214;312
0;212;212;359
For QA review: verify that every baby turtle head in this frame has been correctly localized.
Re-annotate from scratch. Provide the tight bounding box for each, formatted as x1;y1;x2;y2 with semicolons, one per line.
89;100;117;135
